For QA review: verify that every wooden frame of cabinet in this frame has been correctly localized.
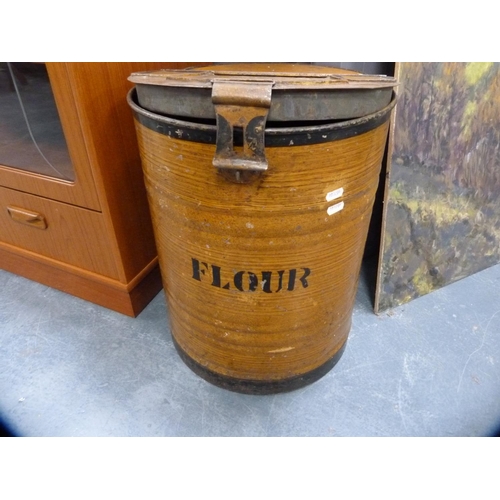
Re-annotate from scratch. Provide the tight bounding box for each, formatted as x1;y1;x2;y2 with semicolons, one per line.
0;62;205;316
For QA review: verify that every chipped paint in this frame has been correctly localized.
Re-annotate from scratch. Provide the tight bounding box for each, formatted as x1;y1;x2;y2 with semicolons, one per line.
268;347;295;353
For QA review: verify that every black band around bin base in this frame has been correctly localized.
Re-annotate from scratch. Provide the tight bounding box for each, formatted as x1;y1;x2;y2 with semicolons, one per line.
172;336;347;395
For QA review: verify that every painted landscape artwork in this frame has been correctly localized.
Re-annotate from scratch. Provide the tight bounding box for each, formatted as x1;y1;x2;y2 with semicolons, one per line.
376;62;500;312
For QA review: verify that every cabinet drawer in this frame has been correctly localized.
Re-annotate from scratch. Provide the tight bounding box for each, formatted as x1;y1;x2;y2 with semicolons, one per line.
0;187;119;279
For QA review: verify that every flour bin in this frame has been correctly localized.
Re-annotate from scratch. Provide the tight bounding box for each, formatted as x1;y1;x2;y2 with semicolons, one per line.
127;63;397;394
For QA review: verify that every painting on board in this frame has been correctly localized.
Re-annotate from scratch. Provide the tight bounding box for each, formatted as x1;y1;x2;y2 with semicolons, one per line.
375;62;500;312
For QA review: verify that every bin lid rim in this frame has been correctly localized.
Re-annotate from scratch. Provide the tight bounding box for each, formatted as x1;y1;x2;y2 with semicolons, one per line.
127;87;397;135
128;66;398;90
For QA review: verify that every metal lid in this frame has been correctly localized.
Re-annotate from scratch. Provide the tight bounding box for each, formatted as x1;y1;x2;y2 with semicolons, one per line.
128;63;397;121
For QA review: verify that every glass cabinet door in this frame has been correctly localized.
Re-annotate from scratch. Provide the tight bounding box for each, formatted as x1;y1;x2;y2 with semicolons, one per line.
0;63;100;210
0;62;75;181
0;62;205;211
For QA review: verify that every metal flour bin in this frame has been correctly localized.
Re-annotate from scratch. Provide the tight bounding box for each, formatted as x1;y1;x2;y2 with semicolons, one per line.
127;63;397;394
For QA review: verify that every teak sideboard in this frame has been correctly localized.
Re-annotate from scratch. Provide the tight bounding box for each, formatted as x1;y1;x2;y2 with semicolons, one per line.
0;62;203;316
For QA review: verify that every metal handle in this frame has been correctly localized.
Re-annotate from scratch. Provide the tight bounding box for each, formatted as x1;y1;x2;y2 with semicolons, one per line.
212;80;272;182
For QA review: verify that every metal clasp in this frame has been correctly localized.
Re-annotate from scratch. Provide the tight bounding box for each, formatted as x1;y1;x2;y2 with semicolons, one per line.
212;80;273;183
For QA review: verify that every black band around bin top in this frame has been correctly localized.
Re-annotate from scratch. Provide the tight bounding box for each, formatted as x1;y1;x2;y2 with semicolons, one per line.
127;88;396;147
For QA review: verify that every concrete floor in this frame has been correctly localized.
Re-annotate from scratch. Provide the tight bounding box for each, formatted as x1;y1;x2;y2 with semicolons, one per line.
1;260;499;437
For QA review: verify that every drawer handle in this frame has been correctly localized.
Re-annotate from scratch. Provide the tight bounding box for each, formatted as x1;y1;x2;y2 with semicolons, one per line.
7;206;48;230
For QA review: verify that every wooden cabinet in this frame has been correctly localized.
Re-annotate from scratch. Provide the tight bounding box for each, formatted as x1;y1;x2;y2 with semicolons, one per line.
0;62;204;316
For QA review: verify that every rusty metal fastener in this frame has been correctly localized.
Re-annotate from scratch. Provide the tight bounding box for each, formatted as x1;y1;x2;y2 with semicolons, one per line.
211;80;273;181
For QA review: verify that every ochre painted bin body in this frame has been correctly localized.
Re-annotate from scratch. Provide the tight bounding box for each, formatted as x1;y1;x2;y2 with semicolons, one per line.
128;67;396;394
